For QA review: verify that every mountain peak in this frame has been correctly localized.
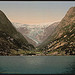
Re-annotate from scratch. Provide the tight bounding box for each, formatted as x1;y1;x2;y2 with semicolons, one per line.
0;10;3;13
66;7;75;16
0;10;6;16
58;7;75;28
69;7;75;11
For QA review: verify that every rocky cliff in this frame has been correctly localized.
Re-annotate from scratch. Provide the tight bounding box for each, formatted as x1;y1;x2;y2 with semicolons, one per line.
38;7;75;55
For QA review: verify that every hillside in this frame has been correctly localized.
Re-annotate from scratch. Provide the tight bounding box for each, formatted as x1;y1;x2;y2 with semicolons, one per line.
13;22;59;46
0;10;35;56
15;25;37;47
38;7;75;55
38;22;59;43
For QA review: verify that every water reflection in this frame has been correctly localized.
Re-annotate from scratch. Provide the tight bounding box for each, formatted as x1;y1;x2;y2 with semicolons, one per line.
22;56;45;65
65;62;75;74
0;56;75;74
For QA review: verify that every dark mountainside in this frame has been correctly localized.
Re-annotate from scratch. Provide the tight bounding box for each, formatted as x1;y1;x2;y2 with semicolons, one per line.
37;7;75;55
0;10;35;56
17;27;37;47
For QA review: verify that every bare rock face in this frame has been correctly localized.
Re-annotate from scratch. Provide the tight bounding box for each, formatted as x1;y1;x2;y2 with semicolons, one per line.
41;22;59;42
63;7;75;24
55;7;75;39
38;7;75;55
59;7;75;28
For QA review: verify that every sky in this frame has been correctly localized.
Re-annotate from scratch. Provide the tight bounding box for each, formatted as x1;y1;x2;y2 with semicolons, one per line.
0;1;75;24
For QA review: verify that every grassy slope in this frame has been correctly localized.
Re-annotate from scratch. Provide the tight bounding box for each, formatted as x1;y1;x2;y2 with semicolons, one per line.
0;10;35;55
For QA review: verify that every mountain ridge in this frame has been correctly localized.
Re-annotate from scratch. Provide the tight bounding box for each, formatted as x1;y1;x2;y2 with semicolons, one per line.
37;7;75;55
13;22;59;46
0;10;35;55
0;7;75;56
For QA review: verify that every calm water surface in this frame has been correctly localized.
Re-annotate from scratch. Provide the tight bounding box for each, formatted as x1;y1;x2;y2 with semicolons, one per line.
0;56;75;74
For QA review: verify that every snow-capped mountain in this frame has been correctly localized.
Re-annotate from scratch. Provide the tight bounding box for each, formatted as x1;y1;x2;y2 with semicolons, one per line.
12;22;59;46
12;23;49;44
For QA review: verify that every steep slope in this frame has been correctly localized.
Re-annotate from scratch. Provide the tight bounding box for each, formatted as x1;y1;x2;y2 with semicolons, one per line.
38;7;75;55
15;24;48;44
13;22;59;46
38;22;59;43
37;22;59;49
0;10;35;55
16;26;37;47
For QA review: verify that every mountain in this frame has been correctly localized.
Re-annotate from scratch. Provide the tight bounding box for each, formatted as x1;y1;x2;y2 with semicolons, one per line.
0;10;35;56
13;23;37;47
37;22;59;43
38;7;75;55
13;23;50;45
13;22;59;46
16;27;37;47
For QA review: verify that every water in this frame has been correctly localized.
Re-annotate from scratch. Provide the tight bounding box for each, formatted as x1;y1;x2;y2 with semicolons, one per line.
0;56;75;74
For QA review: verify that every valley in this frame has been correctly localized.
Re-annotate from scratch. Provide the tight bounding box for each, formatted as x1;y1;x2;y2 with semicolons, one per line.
0;7;75;56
